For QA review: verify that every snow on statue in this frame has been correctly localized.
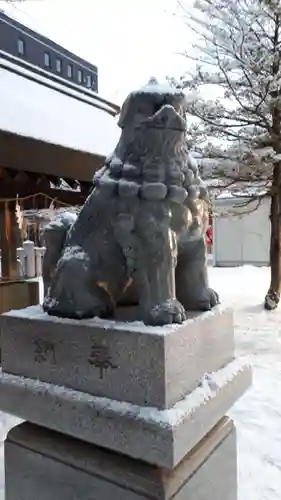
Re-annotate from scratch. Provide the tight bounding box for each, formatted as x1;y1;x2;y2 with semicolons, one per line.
42;80;219;325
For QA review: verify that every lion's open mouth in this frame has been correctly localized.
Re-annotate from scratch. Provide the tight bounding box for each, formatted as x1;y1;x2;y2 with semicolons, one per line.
145;104;186;132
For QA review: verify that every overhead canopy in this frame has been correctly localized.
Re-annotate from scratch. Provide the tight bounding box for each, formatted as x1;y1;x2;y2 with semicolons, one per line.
0;52;121;182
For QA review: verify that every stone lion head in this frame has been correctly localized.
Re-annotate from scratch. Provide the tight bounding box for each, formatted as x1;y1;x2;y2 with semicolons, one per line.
116;79;187;171
93;80;208;218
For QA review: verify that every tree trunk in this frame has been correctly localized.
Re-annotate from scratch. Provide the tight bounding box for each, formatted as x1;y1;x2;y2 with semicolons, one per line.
264;162;281;310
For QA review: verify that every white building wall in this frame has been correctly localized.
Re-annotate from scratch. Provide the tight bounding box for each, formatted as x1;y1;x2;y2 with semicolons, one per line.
213;196;270;267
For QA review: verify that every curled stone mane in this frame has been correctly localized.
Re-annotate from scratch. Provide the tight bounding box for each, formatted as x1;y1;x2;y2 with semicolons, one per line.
93;80;208;231
93;80;198;206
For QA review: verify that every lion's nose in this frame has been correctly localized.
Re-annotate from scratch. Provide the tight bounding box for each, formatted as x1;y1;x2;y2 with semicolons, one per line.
158;105;175;124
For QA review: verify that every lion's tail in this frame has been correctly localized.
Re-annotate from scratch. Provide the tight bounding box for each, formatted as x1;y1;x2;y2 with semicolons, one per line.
42;212;77;296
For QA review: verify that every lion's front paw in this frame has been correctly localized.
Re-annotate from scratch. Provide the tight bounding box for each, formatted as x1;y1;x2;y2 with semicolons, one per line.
146;298;186;326
183;287;220;311
199;288;220;310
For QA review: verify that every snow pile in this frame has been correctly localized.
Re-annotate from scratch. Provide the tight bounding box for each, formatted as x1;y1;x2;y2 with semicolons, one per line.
209;265;281;500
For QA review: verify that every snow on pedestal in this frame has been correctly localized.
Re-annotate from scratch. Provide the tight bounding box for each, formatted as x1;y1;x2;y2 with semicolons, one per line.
0;303;251;500
1;265;280;499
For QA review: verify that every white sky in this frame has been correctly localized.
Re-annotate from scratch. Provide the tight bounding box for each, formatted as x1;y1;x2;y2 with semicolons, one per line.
3;0;193;104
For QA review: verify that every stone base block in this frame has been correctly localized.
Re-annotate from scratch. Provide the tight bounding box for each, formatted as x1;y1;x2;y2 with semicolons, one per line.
0;358;251;468
0;304;234;409
5;417;237;500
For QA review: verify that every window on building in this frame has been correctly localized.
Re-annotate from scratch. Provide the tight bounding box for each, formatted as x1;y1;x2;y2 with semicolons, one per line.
44;52;51;68
77;69;83;84
56;58;62;73
86;75;92;88
17;38;25;56
92;74;97;90
67;64;73;78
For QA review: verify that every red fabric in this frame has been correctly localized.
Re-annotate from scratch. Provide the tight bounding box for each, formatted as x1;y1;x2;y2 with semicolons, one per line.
206;227;213;245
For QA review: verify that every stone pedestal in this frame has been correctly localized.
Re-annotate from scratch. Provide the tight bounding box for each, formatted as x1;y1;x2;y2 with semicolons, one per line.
0;305;251;499
5;418;237;500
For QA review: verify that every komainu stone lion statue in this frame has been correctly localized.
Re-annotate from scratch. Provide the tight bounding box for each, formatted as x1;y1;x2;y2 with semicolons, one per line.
42;80;219;325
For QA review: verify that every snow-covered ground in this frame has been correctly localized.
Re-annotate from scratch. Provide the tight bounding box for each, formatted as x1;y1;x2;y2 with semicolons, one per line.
0;266;281;499
210;266;281;500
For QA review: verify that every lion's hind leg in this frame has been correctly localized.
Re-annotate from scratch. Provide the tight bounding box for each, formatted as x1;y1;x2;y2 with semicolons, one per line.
43;246;114;319
42;212;76;297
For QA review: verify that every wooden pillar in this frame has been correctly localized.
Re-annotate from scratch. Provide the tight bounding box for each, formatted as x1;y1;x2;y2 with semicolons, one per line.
0;202;18;278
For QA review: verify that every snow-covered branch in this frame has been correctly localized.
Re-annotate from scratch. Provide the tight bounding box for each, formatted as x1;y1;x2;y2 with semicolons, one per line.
171;0;281;186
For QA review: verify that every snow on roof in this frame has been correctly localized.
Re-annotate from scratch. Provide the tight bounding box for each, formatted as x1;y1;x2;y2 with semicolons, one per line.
215;186;269;203
0;50;117;113
216;190;235;200
205;178;227;188
0;53;121;157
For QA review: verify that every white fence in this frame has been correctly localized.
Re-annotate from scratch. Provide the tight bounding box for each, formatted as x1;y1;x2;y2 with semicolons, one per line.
0;241;46;278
